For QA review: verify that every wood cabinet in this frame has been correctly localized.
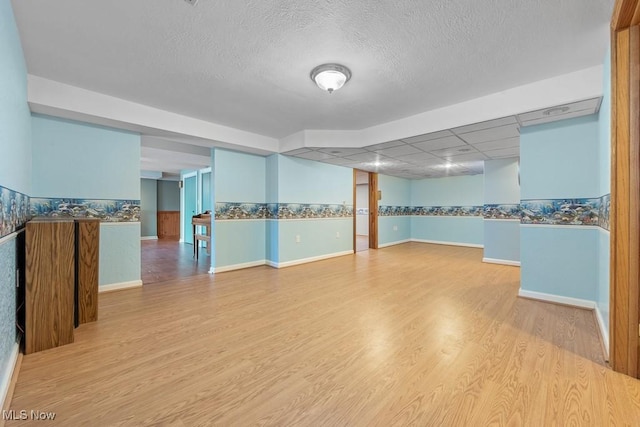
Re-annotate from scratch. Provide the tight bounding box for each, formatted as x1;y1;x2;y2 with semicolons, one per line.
25;218;100;354
75;219;100;324
26;219;75;354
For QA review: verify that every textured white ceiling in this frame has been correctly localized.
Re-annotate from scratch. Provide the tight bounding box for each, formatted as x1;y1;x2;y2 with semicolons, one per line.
11;0;613;141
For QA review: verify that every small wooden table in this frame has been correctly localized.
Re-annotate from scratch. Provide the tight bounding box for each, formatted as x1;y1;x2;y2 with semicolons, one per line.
191;214;211;260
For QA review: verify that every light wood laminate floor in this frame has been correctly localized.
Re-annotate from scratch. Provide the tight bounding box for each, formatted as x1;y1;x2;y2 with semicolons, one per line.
8;243;640;426
141;239;211;285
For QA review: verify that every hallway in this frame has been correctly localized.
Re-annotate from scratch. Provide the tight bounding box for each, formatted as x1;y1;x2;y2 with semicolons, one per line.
141;239;211;285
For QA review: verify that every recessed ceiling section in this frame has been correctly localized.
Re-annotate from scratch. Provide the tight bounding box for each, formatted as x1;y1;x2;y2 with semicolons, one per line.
282;98;601;180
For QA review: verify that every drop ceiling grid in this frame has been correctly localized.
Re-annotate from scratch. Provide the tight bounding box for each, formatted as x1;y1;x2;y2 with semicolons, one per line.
282;97;601;179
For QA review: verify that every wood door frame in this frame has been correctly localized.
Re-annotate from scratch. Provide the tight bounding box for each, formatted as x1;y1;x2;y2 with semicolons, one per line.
352;170;378;251
611;0;640;377
369;173;378;249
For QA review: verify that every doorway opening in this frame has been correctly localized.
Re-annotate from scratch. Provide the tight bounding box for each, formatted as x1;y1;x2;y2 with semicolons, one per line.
141;168;212;285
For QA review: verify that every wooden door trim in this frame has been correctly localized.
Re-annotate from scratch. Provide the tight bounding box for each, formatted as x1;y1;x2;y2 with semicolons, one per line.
610;0;640;377
368;173;378;249
353;169;357;253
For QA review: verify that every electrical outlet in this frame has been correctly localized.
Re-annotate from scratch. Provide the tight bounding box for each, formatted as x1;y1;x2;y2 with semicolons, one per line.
393;225;398;231
295;234;301;243
336;231;340;238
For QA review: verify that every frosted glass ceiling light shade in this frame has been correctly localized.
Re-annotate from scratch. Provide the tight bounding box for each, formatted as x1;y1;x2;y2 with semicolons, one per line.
310;63;352;93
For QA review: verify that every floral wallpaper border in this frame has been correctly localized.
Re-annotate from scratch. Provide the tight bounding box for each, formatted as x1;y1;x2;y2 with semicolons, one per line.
215;202;354;220
31;198;141;222
0;185;30;239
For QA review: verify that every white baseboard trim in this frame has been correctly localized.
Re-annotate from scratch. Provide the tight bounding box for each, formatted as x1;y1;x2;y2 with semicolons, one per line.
140;236;158;240
267;250;353;268
378;239;411;248
482;257;521;267
0;341;20;411
594;305;610;360
213;260;267;273
518;289;596;310
410;238;483;249
99;280;143;293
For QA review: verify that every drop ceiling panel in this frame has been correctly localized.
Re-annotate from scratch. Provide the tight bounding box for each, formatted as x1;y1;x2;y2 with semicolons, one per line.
317;147;368;156
445;152;489;162
401;130;454;144
411;135;467;152
295;151;337;161
283;148;313;156
472;137;520;152
373;144;423;157
364;140;406;151
484;147;520;158
429;145;478;157
456;124;520;144
394;151;438;162
451;116;518;135
322;157;359;165
345;152;389;162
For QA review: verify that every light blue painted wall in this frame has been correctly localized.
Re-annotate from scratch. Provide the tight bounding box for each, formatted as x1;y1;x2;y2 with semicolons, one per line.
31;115;141;286
100;223;141;286
213;149;266;269
483;221;520;262
266;154;279;204
266;155;279;262
411;217;484;246
378;175;410;207
277;219;353;263
484;158;520;204
157;180;180;211
0;2;30;392
410;175;483;246
520;114;600;302
0;1;31;195
379;217;411;246
520;115;599;200
215;149;266;203
275;155;353;262
483;158;520;263
32;115;140;200
215;221;266;267
521;227;598;301
377;175;411;246
278;155;352;204
411;175;484;206
140;179;157;237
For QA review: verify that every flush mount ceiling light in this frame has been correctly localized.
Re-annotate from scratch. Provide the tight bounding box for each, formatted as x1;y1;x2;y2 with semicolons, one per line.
543;106;570;116
310;63;352;93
